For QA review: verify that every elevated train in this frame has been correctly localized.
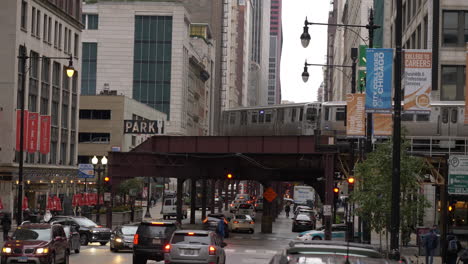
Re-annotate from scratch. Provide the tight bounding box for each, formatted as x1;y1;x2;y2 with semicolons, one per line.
221;101;468;155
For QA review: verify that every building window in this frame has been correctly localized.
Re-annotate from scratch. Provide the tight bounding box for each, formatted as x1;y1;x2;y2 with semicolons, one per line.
29;51;39;112
85;14;99;30
40;58;50;115
441;65;465;101
58;23;62;50
43;14;48;41
31;7;36;36
81;42;97;95
442;11;468;47
21;0;27;30
17;46;25;108
78;132;110;143
36;10;41;38
52;62;61;126
54;21;58;47
64;27;68;53
48;17;52;43
79;109;111;119
133;16;173;117
74;33;79;57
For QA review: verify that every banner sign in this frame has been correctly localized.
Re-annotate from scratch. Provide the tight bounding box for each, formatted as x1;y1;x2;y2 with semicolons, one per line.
16;110;29;151
78;164;95;178
359;45;368;67
403;49;432;113
373;113;393;138
365;48;393;113
346;93;366;138
448;155;468;195
123;120;165;134
27;112;39;153
465;44;468;124
40;115;51;154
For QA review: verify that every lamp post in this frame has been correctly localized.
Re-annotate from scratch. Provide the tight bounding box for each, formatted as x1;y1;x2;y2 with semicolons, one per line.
145;177;152;219
16;46;75;225
92;155;107;224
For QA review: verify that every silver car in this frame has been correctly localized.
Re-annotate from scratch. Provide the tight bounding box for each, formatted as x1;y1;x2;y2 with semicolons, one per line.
164;230;226;264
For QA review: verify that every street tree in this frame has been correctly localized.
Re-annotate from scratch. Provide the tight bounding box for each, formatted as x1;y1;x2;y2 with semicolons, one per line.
351;137;430;249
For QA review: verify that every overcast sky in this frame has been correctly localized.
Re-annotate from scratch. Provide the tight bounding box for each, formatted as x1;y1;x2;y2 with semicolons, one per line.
280;0;330;103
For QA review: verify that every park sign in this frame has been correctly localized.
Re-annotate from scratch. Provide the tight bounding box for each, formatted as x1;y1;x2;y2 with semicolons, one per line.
123;120;164;134
448;155;468;195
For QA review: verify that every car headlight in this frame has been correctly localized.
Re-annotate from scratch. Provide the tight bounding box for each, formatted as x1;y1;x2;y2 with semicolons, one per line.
2;247;11;254
35;248;49;254
115;238;122;243
92;230;99;233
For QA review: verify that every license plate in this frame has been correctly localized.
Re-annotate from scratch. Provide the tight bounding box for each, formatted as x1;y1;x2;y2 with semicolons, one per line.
18;257;28;263
184;249;196;255
153;239;161;244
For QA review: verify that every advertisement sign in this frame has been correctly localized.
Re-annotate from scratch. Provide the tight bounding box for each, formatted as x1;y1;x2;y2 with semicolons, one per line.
465;44;468;124
346;93;366;138
123;120;165;134
373;113;393;138
78;164;95;178
365;48;393;113
27;112;39;153
448;155;468;195
403;50;432;113
16;110;29;151
39;115;51;154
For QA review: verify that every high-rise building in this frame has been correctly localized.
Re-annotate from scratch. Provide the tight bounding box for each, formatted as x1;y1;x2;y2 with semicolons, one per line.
0;0;82;215
81;1;215;136
268;0;282;105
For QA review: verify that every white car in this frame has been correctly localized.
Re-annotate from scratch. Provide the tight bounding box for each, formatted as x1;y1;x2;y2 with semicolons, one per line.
228;214;255;233
236;203;256;219
229;200;243;212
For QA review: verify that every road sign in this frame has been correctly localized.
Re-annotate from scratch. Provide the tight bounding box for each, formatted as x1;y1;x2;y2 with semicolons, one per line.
263;187;277;202
323;205;332;216
78;164;94;179
104;192;111;202
448;155;468;195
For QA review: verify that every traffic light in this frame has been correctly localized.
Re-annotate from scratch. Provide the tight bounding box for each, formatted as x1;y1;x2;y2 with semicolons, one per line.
333;187;340;194
347;177;355;184
104;176;110;183
347;177;355;192
448;205;454;212
226;173;233;179
103;176;111;191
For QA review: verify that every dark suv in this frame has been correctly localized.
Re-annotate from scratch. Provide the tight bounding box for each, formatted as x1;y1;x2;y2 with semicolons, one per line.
1;223;69;264
133;221;179;264
50;216;111;246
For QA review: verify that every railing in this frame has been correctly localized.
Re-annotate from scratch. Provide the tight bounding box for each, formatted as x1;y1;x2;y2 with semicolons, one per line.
406;136;468;156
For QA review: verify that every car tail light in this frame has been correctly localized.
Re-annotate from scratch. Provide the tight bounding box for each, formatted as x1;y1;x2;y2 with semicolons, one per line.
202;218;208;223
151;222;165;225
250;221;255;224
133;234;139;245
209;246;216;255
187;232;195;236
233;221;239;224
230;204;234;207
164;244;171;253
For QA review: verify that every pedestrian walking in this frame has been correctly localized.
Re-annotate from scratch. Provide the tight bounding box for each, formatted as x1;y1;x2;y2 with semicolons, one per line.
1;213;12;241
423;225;439;264
285;203;291;218
446;233;462;264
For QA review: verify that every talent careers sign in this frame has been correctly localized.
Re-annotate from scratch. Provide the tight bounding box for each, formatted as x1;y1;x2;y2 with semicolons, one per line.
27;112;39;153
15;110;29;151
365;48;393;113
403;50;432;113
346;93;366;138
373;113;393;138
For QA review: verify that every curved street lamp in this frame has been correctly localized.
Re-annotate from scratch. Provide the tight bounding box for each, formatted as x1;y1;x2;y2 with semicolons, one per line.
300;18;311;48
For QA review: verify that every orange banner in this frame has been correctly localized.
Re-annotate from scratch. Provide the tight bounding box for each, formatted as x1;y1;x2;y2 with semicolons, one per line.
465;44;468;124
373;113;392;138
403;49;432;113
346;93;366;138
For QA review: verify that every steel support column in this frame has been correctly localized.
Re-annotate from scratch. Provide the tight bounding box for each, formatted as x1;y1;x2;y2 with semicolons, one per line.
210;179;215;214
224;180;228;211
190;178;196;224
261;182;273;233
201;178;207;220
324;154;334;240
176;178;184;224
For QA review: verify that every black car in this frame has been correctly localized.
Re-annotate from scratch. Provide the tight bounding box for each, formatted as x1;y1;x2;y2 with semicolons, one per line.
203;213;230;238
133;221;179;264
110;224;139;252
292;214;314;232
50;216;112;246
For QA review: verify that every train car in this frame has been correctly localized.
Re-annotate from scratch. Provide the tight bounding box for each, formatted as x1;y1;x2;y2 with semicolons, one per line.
221;102;322;136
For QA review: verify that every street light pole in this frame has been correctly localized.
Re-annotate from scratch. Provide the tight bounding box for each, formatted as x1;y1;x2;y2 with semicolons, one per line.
92;156;107;224
145;177;152;218
390;0;403;260
17;46;27;226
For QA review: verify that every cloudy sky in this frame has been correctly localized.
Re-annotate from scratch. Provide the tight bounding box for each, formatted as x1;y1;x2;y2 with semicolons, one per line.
280;0;330;103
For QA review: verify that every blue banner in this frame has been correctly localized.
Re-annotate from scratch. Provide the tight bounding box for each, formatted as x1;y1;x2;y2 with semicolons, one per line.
365;48;393;113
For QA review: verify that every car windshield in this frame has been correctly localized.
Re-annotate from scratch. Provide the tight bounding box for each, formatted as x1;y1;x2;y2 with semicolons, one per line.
239;204;252;209
235;215;252;220
137;225;174;237
12;228;51;241
287;255;386;264
74;218;97;227
171;233;210;245
296;215;310;221
121;226;138;235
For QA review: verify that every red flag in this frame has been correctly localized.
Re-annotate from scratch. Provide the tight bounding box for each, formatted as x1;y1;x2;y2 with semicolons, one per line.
27;112;39;153
39;116;51;154
22;196;28;210
54;196;62;211
46;196;54;210
16;110;29;151
0;198;4;210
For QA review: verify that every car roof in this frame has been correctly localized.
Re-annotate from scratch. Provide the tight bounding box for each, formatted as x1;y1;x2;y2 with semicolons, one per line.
296;214;311;220
20;223;53;229
287;240;382;258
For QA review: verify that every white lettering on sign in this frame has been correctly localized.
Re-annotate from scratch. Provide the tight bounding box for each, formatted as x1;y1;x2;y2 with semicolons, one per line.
123;120;164;134
372;52;385;108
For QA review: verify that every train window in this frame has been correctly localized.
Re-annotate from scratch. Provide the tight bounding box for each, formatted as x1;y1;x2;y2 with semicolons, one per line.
306;108;317;121
277;109;284;122
402;113;413;121
229;112;236;125
324;107;330;121
240;111;247;125
299;108;304;121
336;108;346;121
259;111;265;123
291;108;297;122
442;108;448;124
451;109;458;123
416;114;429;122
251;112;258;123
265;111;272;122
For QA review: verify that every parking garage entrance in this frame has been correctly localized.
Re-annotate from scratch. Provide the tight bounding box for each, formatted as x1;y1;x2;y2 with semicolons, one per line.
107;136;337;237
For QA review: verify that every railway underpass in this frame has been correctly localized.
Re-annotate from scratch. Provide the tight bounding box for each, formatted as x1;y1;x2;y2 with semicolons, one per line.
107;136;337;237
